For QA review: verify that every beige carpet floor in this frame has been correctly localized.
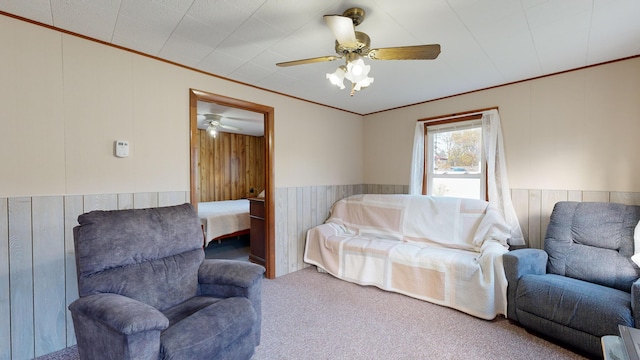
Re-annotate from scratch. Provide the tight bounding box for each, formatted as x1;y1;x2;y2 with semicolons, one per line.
37;266;591;360
253;266;590;360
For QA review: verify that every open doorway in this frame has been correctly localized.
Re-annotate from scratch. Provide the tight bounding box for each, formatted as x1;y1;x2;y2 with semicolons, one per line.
189;89;275;279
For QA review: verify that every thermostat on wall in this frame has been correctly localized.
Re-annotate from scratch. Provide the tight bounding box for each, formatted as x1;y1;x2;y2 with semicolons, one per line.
114;140;129;158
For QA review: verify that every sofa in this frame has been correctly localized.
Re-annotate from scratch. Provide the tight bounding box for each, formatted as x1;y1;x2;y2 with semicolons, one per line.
503;201;640;357
69;203;265;360
304;194;512;319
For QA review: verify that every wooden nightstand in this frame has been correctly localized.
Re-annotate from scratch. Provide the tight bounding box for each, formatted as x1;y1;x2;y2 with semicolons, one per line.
248;197;265;266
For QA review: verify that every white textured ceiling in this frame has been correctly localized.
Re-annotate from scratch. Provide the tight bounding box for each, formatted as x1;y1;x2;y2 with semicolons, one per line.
1;0;639;115
196;100;264;136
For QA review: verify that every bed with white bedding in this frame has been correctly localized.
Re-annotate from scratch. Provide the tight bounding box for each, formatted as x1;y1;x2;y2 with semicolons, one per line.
198;199;250;247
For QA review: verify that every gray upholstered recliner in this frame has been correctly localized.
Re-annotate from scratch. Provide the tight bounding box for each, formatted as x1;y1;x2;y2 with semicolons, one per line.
504;201;640;357
68;203;264;360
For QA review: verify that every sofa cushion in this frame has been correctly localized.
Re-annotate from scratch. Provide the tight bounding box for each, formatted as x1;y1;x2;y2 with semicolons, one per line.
328;194;406;239
162;296;223;327
160;297;256;359
327;194;510;251
516;274;633;336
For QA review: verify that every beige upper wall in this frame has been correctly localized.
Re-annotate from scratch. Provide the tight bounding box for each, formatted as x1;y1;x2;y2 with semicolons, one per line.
5;13;637;197
0;15;363;197
1;15;66;196
363;57;640;192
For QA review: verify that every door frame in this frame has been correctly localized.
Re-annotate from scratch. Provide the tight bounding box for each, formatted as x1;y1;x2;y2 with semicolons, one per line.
189;89;275;279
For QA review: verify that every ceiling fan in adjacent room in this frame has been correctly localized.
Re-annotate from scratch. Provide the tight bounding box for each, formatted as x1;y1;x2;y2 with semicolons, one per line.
276;7;441;96
198;114;242;138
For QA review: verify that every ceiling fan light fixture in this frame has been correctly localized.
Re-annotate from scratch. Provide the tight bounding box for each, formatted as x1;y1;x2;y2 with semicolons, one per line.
349;74;374;96
326;65;346;89
341;55;373;96
206;123;218;138
349;59;364;76
279;7;438;97
345;57;371;83
355;76;373;90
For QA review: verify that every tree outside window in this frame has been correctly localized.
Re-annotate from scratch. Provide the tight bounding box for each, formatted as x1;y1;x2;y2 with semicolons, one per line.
426;118;485;199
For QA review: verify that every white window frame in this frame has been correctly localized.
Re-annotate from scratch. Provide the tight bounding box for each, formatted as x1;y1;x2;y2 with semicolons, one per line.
424;116;486;200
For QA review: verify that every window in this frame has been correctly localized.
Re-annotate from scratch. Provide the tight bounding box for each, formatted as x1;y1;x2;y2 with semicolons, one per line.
424;115;485;200
409;108;525;245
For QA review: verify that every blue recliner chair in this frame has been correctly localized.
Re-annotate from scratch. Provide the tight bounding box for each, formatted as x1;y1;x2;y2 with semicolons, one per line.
68;203;264;360
504;201;640;357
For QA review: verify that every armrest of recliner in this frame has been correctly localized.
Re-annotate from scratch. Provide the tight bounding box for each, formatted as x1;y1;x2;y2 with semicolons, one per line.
502;248;548;321
503;249;548;277
631;278;640;327
68;293;169;335
198;259;265;298
199;259;265;345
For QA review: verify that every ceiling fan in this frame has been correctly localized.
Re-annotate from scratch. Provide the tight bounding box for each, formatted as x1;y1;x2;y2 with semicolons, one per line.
276;7;441;96
198;114;242;138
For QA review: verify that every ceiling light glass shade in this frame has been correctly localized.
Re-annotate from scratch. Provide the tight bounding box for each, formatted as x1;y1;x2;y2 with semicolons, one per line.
207;124;217;138
326;66;346;89
345;58;370;83
353;76;373;91
350;60;364;76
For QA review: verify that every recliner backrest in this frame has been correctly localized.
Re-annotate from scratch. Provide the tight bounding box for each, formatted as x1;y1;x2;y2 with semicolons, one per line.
73;203;205;311
545;201;640;292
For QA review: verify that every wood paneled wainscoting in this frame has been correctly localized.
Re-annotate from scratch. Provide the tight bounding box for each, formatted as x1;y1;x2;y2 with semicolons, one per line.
0;191;189;359
273;184;409;277
510;189;640;249
3;187;639;358
197;130;265;202
273;186;640;277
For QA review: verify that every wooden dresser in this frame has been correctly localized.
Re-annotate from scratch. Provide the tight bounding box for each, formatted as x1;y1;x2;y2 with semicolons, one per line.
248;197;266;266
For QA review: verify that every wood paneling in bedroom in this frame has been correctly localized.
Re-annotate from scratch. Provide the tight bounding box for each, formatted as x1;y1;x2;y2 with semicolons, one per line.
189;89;275;279
197;130;265;202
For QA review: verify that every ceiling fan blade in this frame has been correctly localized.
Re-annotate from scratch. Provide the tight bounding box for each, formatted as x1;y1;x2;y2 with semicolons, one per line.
201;114;222;120
276;55;342;67
223;116;260;122
219;124;242;131
323;15;357;47
368;44;441;60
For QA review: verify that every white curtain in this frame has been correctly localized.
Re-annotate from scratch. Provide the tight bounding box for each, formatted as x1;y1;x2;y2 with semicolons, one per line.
481;110;524;245
409;109;524;245
409;121;425;195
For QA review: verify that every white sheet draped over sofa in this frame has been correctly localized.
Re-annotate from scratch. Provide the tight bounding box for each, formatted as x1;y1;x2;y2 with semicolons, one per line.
304;194;511;320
